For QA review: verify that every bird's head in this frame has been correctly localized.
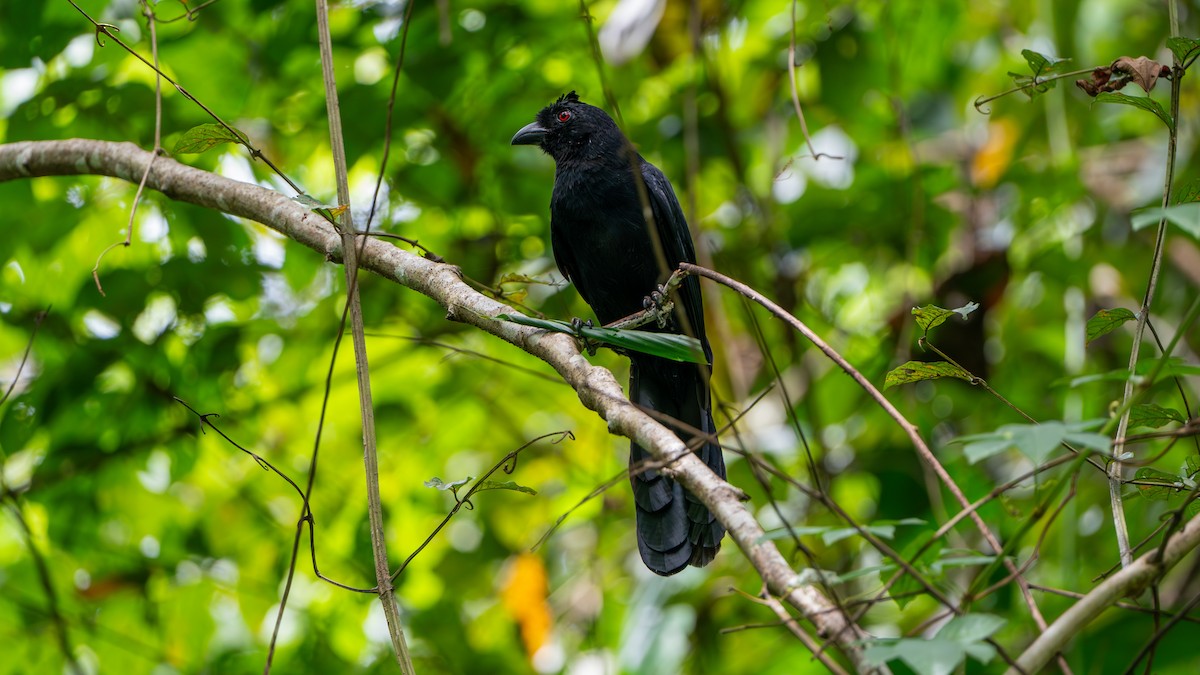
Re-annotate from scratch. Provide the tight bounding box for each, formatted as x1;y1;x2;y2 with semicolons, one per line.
511;91;623;163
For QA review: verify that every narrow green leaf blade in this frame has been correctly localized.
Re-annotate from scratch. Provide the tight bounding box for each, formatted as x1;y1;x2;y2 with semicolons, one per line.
931;555;997;572
475;480;537;495
579;325;706;363
821;524;898;546
496;313;575;334
756;525;832;543
496;313;706;364
1085;308;1136;345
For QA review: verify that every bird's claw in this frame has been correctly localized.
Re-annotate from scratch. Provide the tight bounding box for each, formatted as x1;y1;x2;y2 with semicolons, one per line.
570;317;600;356
642;285;671;328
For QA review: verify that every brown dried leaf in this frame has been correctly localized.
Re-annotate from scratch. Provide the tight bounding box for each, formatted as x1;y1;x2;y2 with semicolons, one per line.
1111;56;1170;92
1076;67;1112;97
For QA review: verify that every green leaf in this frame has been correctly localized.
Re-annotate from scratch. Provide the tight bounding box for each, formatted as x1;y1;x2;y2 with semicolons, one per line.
1177;179;1200;204
931;555;997;573
869;615;1006;674
963;642;998;665
1007;50;1073;100
1166;36;1200;65
496;313;706;364
1127;403;1185;429
911;304;956;332
829;564;897;583
1060;359;1200;387
1009;422;1069;464
951;421;1105;465
885;361;973;389
497;272;548;285
1085;308;1136;345
1094;92;1174;132
1134;467;1179;501
865;638;967;675
1131;203;1200;238
1022;49;1073;76
424;476;471;491
1185;456;1200;480
892;532;940;609
475;480;537;495
958;436;1016;464
173;123;250;154
756;525;840;543
937;613;1006;645
820;520;924;546
1062;432;1111;454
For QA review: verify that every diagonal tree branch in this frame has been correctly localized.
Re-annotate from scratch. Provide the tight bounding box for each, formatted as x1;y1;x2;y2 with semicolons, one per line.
1009;511;1200;674
0;139;877;671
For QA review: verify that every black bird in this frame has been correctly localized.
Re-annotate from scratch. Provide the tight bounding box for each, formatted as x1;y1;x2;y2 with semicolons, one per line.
512;92;726;575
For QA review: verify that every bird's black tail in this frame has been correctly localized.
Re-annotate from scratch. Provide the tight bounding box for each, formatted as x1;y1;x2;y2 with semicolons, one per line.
628;355;726;576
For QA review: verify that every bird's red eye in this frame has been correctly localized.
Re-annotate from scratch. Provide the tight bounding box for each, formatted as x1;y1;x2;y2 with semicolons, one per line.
557;110;572;123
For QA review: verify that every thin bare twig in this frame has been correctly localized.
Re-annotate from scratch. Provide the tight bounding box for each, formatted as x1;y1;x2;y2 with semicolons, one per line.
92;0;165;295
3;501;84;675
1107;4;1185;569
313;1;413;671
393;431;573;579
0;308;47;407
787;0;841;161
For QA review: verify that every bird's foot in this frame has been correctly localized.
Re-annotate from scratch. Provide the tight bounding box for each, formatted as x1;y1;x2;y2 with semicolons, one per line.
642;285;671;329
570;317;600;356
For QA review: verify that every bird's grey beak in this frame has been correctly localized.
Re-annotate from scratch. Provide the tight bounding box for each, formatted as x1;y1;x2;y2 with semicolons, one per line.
511;121;548;146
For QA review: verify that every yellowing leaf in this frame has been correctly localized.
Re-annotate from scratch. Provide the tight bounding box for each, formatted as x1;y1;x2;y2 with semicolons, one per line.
501;554;552;660
971;119;1017;189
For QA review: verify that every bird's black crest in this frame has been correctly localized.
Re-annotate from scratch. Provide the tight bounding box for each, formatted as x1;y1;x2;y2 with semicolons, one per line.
556;91;580;105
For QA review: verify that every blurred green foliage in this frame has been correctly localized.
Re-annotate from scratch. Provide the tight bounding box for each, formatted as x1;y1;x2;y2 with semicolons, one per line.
2;0;1199;673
